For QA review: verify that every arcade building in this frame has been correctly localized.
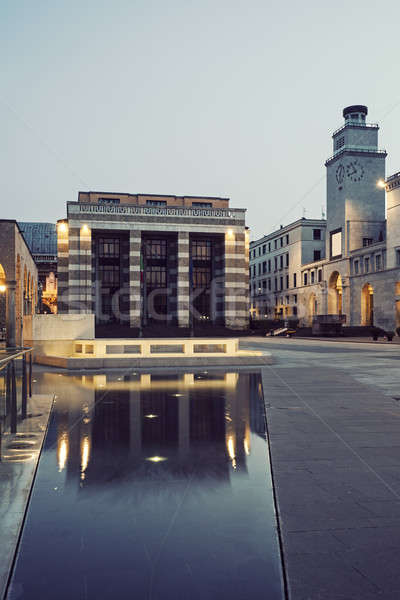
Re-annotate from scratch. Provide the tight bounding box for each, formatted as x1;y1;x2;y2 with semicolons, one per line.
57;192;249;333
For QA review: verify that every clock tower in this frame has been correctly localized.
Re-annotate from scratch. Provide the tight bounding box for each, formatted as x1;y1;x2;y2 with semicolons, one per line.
325;105;386;259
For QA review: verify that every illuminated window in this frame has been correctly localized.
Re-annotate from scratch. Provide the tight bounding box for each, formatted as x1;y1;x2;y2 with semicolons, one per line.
99;264;120;285
330;229;342;258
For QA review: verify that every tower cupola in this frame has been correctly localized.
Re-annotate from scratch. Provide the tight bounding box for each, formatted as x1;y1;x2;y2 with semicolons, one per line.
343;105;368;125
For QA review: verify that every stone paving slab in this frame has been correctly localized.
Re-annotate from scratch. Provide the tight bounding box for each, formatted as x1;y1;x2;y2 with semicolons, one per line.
0;394;53;600
260;360;400;600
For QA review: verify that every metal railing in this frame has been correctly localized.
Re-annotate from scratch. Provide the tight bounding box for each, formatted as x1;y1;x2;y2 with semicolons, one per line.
0;348;33;446
325;146;387;164
332;122;379;137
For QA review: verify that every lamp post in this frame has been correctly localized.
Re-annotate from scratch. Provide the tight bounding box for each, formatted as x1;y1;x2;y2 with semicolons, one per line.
4;280;17;349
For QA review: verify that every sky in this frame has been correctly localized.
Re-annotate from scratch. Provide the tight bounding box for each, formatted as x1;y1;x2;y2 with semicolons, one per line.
1;0;400;240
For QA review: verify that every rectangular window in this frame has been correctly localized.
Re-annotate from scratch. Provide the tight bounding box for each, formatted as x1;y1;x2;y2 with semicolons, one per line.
99;237;120;257
268;242;271;252
311;271;315;284
274;257;278;271
293;294;297;304
192;201;212;207
100;264;120;285
268;279;271;291
193;267;211;287
262;280;267;290
363;238;373;247
313;250;321;261
268;259;271;272
258;263;261;275
375;255;381;270
146;239;167;259
318;269;322;282
293;306;297;315
274;277;278;291
280;276;283;290
330;229;342;258
335;136;345;151
365;257;369;273
286;275;289;289
263;245;266;254
313;229;321;240
286;234;289;244
98;197;120;205
293;273;297;288
147;265;167;287
274;239;277;249
280;237;283;248
286;253;289;267
303;273;308;285
397;249;400;266
146;199;167;206
258;247;261;256
280;255;283;269
354;260;359;274
262;261;267;274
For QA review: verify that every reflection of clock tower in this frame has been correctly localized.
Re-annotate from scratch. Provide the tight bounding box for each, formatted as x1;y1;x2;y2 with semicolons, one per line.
325;105;386;258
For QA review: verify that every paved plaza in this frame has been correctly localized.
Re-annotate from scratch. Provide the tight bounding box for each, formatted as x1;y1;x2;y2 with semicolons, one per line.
2;337;400;599
241;337;400;600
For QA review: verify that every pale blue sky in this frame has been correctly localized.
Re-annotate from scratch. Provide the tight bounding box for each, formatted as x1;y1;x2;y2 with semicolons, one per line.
2;0;400;239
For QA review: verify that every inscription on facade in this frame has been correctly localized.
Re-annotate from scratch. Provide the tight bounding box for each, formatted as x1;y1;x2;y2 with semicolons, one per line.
68;203;241;219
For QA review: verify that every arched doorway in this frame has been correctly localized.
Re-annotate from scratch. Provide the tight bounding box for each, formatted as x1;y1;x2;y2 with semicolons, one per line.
395;282;400;329
361;283;374;326
308;292;317;326
328;271;342;315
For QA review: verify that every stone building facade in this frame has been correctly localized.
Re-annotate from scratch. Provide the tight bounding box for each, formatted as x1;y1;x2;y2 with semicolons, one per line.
57;192;249;332
250;219;326;319
18;222;57;313
0;220;38;346
250;105;400;331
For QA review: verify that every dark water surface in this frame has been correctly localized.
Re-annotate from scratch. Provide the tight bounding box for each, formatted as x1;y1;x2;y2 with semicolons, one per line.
7;371;284;600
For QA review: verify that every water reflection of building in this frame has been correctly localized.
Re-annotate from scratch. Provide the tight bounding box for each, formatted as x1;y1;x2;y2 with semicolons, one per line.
54;372;264;487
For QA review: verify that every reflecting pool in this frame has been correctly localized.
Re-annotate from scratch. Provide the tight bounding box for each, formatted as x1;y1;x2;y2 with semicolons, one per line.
7;371;285;599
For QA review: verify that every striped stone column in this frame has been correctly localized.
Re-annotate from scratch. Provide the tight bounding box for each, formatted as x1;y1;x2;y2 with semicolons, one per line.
129;230;141;328
224;230;249;329
57;220;69;314
68;225;92;314
177;231;190;328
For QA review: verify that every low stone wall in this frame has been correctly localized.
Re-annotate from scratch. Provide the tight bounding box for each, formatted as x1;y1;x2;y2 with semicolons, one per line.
23;314;95;342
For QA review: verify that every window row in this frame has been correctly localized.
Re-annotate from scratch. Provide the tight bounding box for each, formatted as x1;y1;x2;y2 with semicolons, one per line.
250;253;289;277
250;234;290;259
302;269;323;286
352;252;385;275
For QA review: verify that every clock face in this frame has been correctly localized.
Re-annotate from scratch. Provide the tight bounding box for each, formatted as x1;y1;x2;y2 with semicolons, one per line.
336;164;345;185
346;159;365;182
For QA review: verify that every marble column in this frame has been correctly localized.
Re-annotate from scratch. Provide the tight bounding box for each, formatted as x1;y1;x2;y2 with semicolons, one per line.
177;231;190;328
129;230;141;328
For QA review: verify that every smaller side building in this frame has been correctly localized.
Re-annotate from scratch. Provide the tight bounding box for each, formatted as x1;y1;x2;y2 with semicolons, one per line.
249;219;326;320
0;220;38;346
